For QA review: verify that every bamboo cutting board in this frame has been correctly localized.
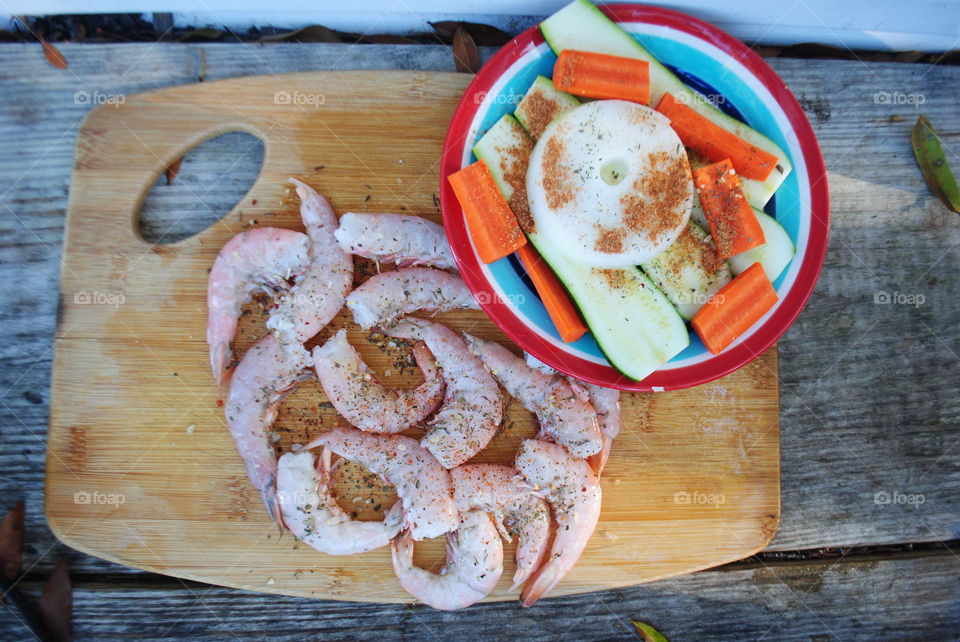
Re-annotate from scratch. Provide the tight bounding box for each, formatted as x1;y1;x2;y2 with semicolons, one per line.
46;71;780;603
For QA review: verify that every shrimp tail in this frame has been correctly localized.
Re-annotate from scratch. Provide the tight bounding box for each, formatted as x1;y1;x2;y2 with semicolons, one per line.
520;567;558;607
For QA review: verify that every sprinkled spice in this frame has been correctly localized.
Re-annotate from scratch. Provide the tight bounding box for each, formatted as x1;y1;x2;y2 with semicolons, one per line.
542;136;575;210
521;88;563;140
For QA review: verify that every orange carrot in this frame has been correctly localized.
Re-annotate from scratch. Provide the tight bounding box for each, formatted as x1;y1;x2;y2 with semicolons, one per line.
656;92;779;181
553;50;650;104
691;262;777;354
517;243;587;343
693;159;766;258
448;160;527;263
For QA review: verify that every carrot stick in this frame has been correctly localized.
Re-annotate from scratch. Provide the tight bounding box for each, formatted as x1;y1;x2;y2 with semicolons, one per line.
656;92;779;181
553;50;650;104
517;243;587;343
691;262;777;354
448;160;527;263
693;159;766;258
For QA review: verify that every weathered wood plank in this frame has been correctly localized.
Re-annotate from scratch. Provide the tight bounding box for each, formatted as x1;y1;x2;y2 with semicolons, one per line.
3;553;958;640
0;43;957;579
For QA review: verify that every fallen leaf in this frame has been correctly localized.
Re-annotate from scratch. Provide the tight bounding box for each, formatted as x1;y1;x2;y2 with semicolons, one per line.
452;25;480;74
41;37;67;69
165;157;183;185
39;560;72;642
0;501;24;581
430;20;511;46
632;620;669;642
257;25;342;43
912;115;960;214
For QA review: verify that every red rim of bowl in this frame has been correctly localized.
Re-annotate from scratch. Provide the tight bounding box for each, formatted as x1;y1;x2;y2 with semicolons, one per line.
440;3;830;391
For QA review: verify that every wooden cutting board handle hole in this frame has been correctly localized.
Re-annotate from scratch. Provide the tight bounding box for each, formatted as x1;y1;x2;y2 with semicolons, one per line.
137;131;265;245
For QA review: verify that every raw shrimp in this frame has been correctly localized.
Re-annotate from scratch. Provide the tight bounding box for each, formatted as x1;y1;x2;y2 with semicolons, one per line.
391;509;503;610
451;464;550;590
276;447;403;554
312;329;444;433
334;212;457;272
382;318;502;469
225;334;312;521
581;383;622;475
207;227;311;390
266;178;353;344
464;335;602;459
515;439;602;607
306;426;458;539
346;267;479;329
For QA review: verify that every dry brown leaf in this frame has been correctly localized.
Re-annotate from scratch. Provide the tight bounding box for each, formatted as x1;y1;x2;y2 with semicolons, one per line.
0;501;24;581
41;38;67;69
165;157;183;185
39;560;72;642
452;25;480;74
257;25;342;43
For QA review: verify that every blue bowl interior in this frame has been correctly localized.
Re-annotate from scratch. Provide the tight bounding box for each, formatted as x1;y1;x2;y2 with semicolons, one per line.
470;29;800;365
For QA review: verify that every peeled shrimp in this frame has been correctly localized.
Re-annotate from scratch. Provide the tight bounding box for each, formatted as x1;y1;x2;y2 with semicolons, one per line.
581;383;622;475
334;212;457;272
207;227;311;390
382;318;502;469
346;267;478;329
312;329;444;433
515;439;602;607
451;464;550;590
276;447;403;554
266;178;353;345
464;335;602;459
306;426;458;539
391;509;503;610
225;334;312;521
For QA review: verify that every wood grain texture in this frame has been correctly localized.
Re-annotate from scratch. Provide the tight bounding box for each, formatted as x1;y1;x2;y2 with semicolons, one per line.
10;553;960;640
45;69;779;602
0;41;958;637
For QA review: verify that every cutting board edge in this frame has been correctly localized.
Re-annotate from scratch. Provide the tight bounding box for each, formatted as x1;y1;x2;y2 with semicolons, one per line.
42;510;781;603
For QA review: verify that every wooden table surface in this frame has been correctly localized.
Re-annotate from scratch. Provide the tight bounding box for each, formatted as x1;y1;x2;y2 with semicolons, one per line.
0;41;957;640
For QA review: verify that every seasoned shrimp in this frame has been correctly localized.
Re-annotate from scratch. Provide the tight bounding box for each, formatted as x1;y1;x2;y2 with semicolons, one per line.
515;439;602;607
306;426;458;539
391;509;503;610
382;318;502;469
334;212;457;272
451;464;550;590
581;382;622;475
312;329;444;433
225;334;312;521
276;447;403;554
207;227;311;390
266;178;353;345
464;335;602;459
346;267;479;329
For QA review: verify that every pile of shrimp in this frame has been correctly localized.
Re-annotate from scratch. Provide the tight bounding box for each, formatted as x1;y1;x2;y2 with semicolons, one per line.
206;178;623;610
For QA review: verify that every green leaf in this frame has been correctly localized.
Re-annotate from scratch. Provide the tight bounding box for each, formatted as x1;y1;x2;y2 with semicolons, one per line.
911;115;960;214
632;620;669;642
